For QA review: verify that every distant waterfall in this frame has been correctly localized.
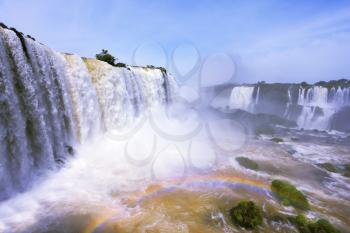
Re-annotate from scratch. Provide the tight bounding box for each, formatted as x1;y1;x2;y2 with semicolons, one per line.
283;87;292;118
229;86;256;112
0;25;176;200
297;86;350;129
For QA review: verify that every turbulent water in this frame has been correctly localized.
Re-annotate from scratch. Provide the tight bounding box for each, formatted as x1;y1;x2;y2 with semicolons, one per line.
0;24;350;233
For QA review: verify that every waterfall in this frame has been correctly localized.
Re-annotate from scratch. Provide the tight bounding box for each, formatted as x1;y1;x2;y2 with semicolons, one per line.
229;86;255;112
255;86;260;104
283;87;292;118
0;25;176;200
297;86;350;129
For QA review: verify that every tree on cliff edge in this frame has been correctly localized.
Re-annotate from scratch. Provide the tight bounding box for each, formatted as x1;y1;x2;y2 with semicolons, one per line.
96;49;116;66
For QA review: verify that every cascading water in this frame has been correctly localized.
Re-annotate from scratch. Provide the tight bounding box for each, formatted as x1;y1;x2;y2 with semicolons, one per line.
226;82;350;130
229;86;255;112
297;86;350;129
0;25;176;200
0;26;76;199
283;87;292;118
255;86;260;105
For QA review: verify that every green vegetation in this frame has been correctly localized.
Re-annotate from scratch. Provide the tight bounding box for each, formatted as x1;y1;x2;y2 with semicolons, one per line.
293;215;341;233
114;62;127;68
315;79;350;89
96;49;116;66
229;201;263;229
294;214;311;233
309;219;341;233
300;81;312;89
343;163;350;177
236;157;259;171
95;50;130;69
271;180;309;210
318;163;339;173
270;137;284;143
146;65;167;73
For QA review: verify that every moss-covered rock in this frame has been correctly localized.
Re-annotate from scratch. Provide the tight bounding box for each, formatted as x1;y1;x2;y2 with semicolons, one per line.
293;214;311;233
271;180;309;210
308;219;341;233
271;137;284;143
236;157;259;170
318;163;339;173
292;215;341;233
343;163;350;177
229;201;263;229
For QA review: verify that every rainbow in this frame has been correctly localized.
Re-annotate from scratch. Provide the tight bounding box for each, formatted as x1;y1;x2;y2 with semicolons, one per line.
83;173;270;233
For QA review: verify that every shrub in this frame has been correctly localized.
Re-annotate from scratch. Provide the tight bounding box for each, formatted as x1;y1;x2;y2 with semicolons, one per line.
308;219;341;233
96;49;116;66
271;180;309;210
294;214;311;233
229;201;263;229
146;65;167;74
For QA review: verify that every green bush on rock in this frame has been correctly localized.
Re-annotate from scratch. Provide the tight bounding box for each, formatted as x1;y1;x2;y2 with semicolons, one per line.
271;180;309;210
308;219;341;233
293;215;341;233
236;157;259;171
318;163;339;173
229;201;263;229
343;163;350;177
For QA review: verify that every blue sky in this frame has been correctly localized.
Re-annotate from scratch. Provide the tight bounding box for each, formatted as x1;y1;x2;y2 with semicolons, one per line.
1;0;350;85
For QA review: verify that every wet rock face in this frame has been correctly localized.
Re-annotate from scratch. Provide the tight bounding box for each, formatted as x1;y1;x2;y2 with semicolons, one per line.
330;106;350;132
229;201;263;229
255;83;292;117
